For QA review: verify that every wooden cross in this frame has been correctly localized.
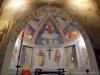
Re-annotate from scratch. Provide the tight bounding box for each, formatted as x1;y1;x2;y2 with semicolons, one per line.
46;47;53;60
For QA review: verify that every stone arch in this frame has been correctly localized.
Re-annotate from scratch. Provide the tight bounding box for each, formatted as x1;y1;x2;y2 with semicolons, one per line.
1;5;99;75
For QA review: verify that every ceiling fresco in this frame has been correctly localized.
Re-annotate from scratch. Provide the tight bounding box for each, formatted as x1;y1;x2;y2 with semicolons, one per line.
14;6;81;45
0;0;100;47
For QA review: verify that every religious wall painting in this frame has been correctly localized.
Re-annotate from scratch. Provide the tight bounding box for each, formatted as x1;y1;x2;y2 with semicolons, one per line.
32;9;46;25
51;7;60;16
36;18;63;45
23;24;36;44
33;47;65;69
15;23;25;34
51;7;65;16
52;47;66;69
9;6;93;74
37;49;46;66
46;47;54;60
63;24;79;41
52;12;67;27
54;49;61;64
24;50;28;64
21;45;33;69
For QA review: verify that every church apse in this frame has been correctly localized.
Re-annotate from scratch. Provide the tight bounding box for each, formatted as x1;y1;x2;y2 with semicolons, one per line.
8;6;95;75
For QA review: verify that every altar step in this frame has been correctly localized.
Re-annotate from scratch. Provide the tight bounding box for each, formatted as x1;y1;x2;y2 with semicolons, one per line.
8;70;97;75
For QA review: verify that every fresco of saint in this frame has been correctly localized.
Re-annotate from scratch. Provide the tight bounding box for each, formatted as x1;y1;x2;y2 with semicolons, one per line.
23;24;35;43
24;52;28;64
37;49;45;66
33;10;45;25
36;19;63;45
54;49;61;64
66;26;78;41
45;21;53;34
63;25;79;41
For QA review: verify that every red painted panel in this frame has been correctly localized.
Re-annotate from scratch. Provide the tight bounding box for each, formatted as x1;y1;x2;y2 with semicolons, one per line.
22;69;31;75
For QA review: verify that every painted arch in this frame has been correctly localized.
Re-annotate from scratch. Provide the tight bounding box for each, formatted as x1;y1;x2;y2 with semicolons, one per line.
1;5;99;75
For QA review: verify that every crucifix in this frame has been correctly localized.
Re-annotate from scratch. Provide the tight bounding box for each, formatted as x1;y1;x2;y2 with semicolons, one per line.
46;47;53;60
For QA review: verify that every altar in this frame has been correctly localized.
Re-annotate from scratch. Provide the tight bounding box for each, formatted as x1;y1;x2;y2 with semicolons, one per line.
34;68;66;75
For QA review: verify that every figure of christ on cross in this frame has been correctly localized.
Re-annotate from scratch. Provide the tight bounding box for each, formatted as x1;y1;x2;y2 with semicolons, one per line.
46;47;53;60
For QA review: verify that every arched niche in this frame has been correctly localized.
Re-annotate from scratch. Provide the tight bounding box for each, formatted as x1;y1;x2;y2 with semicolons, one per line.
1;5;99;75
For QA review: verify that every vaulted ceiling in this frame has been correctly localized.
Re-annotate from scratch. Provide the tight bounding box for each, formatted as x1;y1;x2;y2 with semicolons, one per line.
0;0;100;49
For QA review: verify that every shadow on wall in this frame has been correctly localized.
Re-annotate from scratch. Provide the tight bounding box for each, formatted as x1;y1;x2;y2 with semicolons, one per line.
94;47;100;72
0;0;3;7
